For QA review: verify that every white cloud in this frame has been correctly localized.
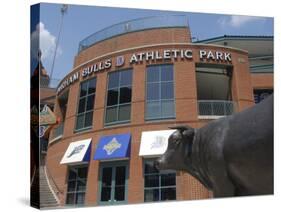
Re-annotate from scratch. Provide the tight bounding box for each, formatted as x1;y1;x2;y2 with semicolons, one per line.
218;15;266;28
31;22;62;62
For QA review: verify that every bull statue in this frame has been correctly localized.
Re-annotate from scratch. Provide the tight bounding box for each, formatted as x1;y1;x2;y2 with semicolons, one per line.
155;95;273;197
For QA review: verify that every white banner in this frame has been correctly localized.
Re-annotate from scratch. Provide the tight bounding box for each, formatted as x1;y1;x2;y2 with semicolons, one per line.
139;130;175;157
60;138;92;164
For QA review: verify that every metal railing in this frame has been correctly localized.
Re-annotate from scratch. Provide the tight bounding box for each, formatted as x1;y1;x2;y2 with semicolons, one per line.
198;100;234;116
250;64;273;73
78;15;188;53
51;122;64;140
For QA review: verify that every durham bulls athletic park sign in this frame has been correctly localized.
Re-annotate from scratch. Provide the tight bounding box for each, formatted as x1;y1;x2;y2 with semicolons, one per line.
57;49;232;94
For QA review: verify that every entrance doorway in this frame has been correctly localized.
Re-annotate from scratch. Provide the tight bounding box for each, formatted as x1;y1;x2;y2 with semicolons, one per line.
98;161;129;205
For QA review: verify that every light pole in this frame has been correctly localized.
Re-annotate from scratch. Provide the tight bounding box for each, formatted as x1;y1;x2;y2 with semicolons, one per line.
49;4;68;84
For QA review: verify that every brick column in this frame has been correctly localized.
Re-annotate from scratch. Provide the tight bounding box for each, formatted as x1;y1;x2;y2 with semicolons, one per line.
174;61;198;122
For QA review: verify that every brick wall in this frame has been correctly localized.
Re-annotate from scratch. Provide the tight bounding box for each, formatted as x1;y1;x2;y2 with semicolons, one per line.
46;27;272;206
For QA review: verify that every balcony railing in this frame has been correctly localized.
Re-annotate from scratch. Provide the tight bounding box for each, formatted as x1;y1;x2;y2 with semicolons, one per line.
198;100;235;116
78;15;188;53
51;122;64;140
250;64;273;73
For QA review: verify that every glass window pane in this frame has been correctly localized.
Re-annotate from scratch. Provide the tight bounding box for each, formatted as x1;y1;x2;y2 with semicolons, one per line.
114;166;127;201
145;174;159;188
115;166;126;186
80;82;87;97
161;173;176;187
118;104;131;121
120;70;132;86
107;89;119;106
67;181;76;192
101;187;111;202
76;114;84;130
106;106;118;124
86;94;94;111
146;101;161;119
145;161;159;174
101;167;112;202
77;179;87;192
147;66;160;82
119;87;132;104
84;111;93;127
66;167;88;205
102;167;112;187
108;72;119;89
144;189;159;202
88;78;96;94
161;188;176;201
78;98;86;113
78;167;88;179
161;82;174;99
76;193;85;204
114;186;125;201
147;83;160;100
161;65;173;81
68;169;77;180
161;100;175;118
66;193;75;205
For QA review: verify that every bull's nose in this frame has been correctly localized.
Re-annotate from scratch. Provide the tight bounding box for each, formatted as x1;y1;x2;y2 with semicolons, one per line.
154;160;160;171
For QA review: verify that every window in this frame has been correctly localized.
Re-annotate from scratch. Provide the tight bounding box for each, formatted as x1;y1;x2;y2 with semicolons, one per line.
196;66;234;116
75;78;96;131
144;160;176;202
105;69;132;125
254;89;273;104
66;166;88;205
99;162;128;205
146;64;175;120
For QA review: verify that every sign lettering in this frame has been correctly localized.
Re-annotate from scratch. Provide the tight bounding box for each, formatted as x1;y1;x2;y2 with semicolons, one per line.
57;72;79;94
57;49;232;94
199;50;232;62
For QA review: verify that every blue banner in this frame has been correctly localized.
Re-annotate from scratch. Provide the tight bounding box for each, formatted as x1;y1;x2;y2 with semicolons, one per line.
94;133;131;160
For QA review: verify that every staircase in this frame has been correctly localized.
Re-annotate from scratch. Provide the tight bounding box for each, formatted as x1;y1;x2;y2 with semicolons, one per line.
39;166;60;208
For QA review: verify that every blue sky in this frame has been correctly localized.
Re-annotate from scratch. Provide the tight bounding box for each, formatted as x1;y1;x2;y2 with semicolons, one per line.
32;3;273;82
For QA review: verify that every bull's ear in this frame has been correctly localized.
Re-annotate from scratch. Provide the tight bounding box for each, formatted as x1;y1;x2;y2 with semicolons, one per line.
169;125;193;134
182;127;194;138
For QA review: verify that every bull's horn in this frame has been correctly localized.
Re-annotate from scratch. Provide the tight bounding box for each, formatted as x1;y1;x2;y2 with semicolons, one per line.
169;125;191;133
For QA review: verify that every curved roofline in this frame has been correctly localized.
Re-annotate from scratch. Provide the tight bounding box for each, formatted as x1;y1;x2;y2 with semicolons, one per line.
78;15;189;53
194;35;273;43
81;15;189;42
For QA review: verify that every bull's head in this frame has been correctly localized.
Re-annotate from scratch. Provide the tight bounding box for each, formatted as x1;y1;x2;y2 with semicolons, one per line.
154;125;195;171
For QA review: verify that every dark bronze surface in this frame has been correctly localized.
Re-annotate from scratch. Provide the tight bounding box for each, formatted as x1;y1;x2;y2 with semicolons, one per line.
155;95;273;197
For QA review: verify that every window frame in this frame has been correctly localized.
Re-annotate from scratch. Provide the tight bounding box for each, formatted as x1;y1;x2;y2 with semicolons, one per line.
143;159;177;202
145;64;176;121
98;161;129;205
104;69;133;126
65;165;89;206
253;88;273;104
74;77;96;132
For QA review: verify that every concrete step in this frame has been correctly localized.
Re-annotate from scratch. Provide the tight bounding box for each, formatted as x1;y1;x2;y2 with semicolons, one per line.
37;166;59;208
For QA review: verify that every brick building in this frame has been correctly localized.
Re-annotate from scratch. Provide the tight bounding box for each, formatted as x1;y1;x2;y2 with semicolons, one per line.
45;16;273;207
